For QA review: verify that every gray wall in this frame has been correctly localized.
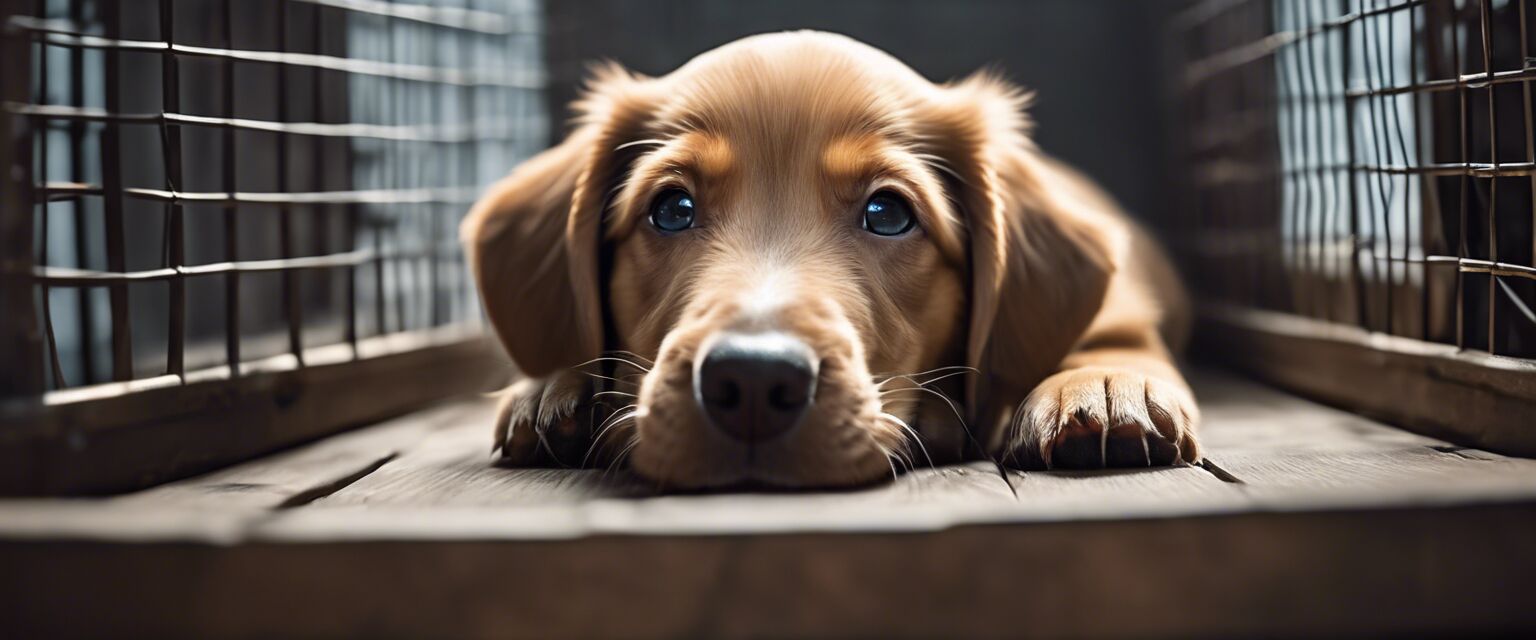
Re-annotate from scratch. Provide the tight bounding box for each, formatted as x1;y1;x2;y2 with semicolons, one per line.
544;0;1186;225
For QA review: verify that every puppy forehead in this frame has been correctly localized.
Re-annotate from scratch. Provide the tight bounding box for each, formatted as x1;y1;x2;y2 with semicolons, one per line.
658;127;901;190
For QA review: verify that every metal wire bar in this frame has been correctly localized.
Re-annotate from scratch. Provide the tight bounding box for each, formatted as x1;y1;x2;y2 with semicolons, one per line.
222;0;240;377
27;242;463;284
37;183;479;204
1481;0;1499;352
1526;0;1536;295
1427;255;1536;279
97;0;131;382
1343;0;1368;329
34;0;63;389
159;0;186;377
65;0;92;384
294;0;516;34
6;102;526;143
276;0;303;366
1367;0;1397;334
1456;0;1470;349
6;16;542;89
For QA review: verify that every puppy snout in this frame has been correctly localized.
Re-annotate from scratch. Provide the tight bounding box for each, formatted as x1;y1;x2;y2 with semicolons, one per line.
696;331;817;443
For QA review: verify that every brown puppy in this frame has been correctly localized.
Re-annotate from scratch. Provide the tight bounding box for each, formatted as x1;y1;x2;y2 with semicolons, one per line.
463;31;1199;489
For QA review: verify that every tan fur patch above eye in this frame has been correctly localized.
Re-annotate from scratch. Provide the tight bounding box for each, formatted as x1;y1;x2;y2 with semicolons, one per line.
687;133;736;180
821;135;883;185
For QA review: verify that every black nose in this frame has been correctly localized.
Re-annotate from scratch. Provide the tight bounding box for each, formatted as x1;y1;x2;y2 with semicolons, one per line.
696;332;817;443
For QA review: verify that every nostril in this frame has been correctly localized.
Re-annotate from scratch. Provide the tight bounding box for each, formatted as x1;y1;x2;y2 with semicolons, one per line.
705;379;742;410
768;383;806;411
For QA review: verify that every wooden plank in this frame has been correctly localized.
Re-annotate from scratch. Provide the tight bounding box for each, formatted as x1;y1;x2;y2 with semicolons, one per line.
307;414;651;507
1188;367;1452;456
4;368;1536;541
298;395;1239;535
1192;366;1536;508
3;505;1535;638
0;335;509;496
115;400;492;511
1216;446;1536;508
1197;304;1536;457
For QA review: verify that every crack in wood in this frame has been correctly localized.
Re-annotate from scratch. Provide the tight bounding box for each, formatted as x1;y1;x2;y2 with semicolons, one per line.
273;452;399;510
1197;458;1246;484
1428;445;1491;461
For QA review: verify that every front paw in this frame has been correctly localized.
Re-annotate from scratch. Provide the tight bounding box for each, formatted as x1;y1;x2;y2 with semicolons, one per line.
493;372;596;467
998;367;1201;469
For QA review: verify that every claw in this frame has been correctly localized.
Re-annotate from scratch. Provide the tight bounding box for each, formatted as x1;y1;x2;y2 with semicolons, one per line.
1099;422;1109;469
1141;430;1151;467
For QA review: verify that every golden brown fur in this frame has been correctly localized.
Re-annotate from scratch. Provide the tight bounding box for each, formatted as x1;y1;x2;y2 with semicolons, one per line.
463;31;1200;488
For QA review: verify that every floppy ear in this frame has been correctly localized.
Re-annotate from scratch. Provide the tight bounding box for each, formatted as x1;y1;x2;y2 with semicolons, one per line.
921;74;1115;424
462;65;656;378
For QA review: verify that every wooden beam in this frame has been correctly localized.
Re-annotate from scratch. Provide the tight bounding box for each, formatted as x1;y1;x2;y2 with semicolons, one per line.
2;504;1534;638
0;0;43;399
0;335;509;496
1196;304;1536;457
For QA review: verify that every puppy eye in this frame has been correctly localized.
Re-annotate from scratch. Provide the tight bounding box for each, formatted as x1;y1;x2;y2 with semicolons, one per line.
862;191;915;237
649;189;696;233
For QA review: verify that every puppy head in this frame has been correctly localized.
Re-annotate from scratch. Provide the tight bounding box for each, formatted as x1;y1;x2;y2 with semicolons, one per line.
465;32;1112;489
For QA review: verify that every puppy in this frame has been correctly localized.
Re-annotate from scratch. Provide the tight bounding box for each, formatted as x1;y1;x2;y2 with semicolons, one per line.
463;31;1200;489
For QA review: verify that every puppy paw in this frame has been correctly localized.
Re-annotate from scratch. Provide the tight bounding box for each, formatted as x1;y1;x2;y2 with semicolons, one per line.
493;372;595;467
999;367;1201;469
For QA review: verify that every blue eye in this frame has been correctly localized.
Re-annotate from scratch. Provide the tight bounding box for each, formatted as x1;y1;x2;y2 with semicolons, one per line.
862;192;915;236
649;189;695;233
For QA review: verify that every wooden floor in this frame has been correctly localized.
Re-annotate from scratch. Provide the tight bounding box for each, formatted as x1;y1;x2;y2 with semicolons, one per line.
3;368;1536;637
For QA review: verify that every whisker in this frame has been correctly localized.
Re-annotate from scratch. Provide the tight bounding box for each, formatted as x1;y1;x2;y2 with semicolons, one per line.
614;138;668;151
593;390;637;400
579;371;641;387
880;412;935;469
882;385;968;431
879;378;1013;491
876;365;977;382
570;356;652;373
875;443;901;483
533;423;567;468
583;406;640;468
603;437;641;482
604;349;656;366
913;369;974;387
876;366;978;389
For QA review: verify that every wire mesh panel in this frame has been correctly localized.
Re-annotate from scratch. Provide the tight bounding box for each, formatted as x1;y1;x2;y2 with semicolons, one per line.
1171;0;1536;455
1174;0;1536;356
0;0;543;494
2;0;542;391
